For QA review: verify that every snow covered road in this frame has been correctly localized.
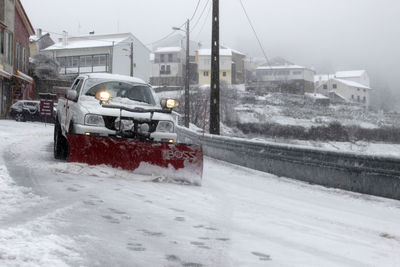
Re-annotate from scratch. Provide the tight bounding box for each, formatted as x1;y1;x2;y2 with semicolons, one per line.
1;120;400;267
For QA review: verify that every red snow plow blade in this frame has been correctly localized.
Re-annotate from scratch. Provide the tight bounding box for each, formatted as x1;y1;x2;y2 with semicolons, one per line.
67;134;203;185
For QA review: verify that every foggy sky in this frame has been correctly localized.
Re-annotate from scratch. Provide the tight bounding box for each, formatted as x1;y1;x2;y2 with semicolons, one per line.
21;0;400;98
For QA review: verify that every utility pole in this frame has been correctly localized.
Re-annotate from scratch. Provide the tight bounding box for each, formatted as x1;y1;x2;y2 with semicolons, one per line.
130;42;134;77
184;19;190;128
209;0;220;135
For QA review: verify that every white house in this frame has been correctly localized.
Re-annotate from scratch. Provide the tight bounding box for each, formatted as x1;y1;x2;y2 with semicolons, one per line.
315;70;371;106
316;78;371;106
150;47;185;87
256;65;315;94
42;32;151;82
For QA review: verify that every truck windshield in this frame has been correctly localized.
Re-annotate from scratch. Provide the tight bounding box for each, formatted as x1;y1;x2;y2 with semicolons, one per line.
83;79;156;105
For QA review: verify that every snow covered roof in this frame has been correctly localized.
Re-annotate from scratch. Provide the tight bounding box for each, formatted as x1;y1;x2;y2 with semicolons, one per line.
29;32;49;42
43;33;133;51
335;70;366;78
334;78;371;89
79;73;146;84
154;47;183;53
329;91;347;101
198;49;232;56
314;74;332;82
257;65;306;70
220;45;245;56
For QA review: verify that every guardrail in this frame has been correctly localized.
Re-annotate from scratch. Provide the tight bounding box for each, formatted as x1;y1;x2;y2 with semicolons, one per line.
176;125;400;200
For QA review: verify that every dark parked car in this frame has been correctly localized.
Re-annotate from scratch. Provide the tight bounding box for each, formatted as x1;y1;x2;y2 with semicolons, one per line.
9;100;41;122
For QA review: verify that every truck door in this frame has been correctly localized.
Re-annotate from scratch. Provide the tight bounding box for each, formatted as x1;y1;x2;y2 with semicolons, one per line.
62;78;84;133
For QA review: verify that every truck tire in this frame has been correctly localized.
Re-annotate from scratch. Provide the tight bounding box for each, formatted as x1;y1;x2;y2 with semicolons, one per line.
54;120;68;160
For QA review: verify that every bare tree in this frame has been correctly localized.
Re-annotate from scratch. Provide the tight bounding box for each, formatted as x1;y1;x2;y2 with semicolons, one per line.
30;54;60;80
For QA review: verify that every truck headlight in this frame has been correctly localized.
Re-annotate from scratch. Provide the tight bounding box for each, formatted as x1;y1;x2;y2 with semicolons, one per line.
85;114;105;127
156;121;174;133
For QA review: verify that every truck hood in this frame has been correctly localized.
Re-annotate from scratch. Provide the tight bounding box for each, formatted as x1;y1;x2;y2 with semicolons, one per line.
79;96;174;121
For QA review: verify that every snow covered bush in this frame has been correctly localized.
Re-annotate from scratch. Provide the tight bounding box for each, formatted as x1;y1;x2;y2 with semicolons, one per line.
30;54;60;80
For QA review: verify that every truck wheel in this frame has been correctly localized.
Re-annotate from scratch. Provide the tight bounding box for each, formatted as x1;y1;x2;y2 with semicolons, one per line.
54;120;68;160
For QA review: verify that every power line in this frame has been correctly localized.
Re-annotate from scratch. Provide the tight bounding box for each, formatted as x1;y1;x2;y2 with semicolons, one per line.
194;0;212;40
238;0;271;67
190;0;202;21
147;0;201;46
190;0;211;33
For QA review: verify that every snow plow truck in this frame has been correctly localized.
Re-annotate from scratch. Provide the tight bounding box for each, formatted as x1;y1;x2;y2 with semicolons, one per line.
54;73;203;185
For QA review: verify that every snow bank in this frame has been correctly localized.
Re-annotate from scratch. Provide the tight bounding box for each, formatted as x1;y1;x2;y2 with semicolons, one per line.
0;121;82;266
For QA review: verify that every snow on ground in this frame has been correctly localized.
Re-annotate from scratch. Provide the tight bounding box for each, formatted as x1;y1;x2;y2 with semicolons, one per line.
1;120;400;266
0;121;82;266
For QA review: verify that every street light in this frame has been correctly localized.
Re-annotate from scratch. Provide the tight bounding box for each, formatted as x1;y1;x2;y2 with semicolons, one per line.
172;19;190;128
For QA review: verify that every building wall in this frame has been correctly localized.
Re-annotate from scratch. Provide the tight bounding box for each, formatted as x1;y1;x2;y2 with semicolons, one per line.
150;50;185;87
197;54;232;85
112;36;151;82
44;34;151;82
14;3;30;73
132;36;151;82
231;52;245;84
0;0;15;74
257;68;315;83
44;46;111;75
256;68;315;94
198;69;231;85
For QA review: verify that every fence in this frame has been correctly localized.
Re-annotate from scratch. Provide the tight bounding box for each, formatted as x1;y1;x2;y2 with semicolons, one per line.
176;125;400;200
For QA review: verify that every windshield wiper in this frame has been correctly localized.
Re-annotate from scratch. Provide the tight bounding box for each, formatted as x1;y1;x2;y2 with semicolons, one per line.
129;98;148;104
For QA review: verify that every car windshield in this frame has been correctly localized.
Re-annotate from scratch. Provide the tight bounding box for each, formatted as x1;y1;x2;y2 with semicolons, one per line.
83;79;156;105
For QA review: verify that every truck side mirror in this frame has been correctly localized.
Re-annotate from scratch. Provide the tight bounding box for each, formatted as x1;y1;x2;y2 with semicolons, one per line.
66;90;78;102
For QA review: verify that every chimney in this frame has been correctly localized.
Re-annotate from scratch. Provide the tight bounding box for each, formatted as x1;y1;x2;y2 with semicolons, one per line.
62;31;68;46
36;28;42;39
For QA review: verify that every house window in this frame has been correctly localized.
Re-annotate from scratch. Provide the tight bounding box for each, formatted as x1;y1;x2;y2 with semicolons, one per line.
332;84;337;89
93;54;107;66
166;65;171;74
168;54;173;62
351;95;354;99
292;71;302;75
160;54;165;63
204;71;209;77
357;95;360;102
4;31;13;65
363;89;366;92
160;65;165;74
0;29;3;54
222;72;226;77
22;47;26;73
323;84;327;89
15;42;20;70
357;88;360;91
363;96;366;103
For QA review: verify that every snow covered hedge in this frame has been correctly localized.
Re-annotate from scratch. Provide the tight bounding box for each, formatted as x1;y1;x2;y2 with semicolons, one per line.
236;121;400;143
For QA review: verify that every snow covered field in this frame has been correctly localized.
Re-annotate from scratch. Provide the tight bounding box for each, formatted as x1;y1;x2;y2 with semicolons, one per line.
1;120;400;266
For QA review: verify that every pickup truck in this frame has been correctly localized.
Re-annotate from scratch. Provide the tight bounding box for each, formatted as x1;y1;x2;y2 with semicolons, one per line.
54;73;179;159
